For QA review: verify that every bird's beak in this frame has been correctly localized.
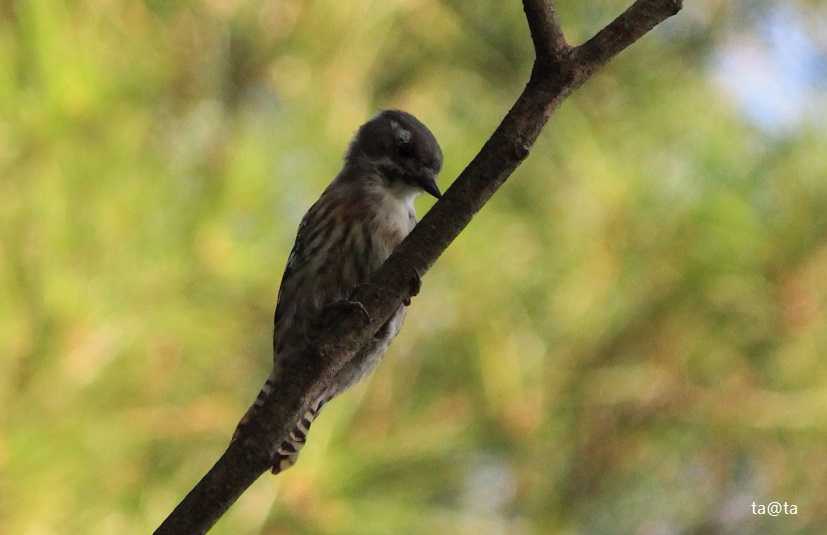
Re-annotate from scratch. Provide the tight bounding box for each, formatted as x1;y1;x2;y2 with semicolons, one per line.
417;169;442;199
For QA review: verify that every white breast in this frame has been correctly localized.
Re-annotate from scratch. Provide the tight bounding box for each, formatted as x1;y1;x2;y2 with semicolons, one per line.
368;184;417;262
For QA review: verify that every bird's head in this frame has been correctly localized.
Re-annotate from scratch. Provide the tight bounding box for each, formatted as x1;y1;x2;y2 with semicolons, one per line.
346;110;443;200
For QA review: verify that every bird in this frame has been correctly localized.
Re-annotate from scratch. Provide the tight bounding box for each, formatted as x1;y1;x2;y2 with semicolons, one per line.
234;110;443;474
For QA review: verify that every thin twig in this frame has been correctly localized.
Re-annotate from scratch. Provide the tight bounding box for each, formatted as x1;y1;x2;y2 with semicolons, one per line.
523;0;569;61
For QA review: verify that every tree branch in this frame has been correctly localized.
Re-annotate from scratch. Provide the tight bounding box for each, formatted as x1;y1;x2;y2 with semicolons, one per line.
154;1;682;533
574;0;682;75
523;0;568;61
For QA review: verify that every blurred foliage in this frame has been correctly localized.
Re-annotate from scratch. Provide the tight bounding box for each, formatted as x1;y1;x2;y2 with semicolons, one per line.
2;0;827;533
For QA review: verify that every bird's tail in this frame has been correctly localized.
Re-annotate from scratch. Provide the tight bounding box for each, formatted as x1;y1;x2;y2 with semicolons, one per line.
270;395;330;474
232;370;278;441
233;371;332;475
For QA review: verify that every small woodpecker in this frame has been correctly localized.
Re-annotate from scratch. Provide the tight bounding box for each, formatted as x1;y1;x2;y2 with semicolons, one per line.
235;110;443;474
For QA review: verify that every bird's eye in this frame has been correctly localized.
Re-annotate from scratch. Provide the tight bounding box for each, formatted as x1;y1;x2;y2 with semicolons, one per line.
397;140;414;158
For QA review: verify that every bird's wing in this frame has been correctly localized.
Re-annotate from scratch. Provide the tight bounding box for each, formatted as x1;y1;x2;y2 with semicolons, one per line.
272;203;316;356
271;191;357;358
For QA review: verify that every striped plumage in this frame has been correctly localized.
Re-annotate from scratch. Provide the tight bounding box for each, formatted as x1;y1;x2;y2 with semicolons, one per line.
236;110;443;474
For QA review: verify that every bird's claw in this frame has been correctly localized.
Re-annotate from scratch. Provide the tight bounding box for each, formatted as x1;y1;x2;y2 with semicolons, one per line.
311;300;371;338
330;300;371;324
403;269;422;306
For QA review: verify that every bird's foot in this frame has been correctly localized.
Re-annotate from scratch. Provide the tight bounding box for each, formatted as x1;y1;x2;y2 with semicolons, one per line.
403;269;422;306
317;300;371;329
329;299;371;324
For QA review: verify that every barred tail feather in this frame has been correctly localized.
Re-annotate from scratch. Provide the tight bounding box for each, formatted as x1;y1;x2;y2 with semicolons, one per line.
271;394;331;474
232;371;278;442
233;373;334;475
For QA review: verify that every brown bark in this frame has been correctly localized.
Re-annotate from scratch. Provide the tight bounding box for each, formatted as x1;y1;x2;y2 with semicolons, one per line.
154;1;683;533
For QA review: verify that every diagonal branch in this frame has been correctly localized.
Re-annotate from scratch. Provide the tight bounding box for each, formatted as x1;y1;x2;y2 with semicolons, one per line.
155;1;682;533
574;0;683;76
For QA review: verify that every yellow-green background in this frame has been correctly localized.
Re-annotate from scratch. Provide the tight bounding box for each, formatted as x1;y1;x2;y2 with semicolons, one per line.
2;1;827;533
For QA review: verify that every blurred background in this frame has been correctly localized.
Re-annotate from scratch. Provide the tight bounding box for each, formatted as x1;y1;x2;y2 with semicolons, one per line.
2;0;827;533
